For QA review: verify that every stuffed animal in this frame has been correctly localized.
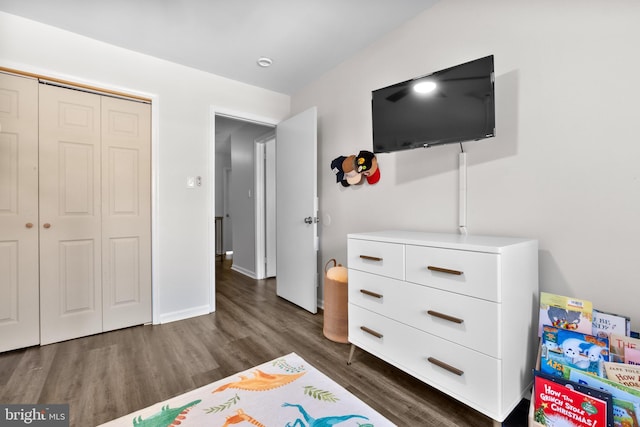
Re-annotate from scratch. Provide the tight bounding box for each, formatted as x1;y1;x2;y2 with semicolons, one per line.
330;150;380;187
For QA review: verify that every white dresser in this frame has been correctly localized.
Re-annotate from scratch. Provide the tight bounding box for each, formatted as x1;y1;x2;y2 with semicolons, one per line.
347;231;538;424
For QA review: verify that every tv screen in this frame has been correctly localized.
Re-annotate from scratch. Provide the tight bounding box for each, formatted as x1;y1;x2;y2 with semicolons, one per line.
372;55;495;153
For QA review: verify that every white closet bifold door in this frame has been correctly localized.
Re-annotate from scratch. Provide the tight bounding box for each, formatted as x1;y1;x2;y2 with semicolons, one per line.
0;73;40;352
39;84;103;345
1;76;151;350
101;95;151;332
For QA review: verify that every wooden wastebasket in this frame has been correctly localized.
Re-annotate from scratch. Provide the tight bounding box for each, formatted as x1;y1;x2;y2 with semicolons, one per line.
323;259;349;343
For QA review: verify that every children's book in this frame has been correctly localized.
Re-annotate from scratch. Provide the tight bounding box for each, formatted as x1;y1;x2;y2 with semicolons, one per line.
569;369;640;427
604;362;640;390
612;398;640;427
533;370;612;427
592;309;631;339
540;325;564;376
533;370;614;427
625;347;640;366
539;292;593;337
541;325;609;378
610;334;640;364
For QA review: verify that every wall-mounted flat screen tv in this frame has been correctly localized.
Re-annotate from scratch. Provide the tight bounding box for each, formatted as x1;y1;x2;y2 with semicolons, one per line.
372;55;495;153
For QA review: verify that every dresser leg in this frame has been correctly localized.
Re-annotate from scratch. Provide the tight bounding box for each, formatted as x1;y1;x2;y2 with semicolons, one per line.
347;344;356;365
492;419;502;427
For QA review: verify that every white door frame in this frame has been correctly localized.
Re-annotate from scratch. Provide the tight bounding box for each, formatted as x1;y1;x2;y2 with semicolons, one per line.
265;138;277;278
255;141;266;279
254;132;276;280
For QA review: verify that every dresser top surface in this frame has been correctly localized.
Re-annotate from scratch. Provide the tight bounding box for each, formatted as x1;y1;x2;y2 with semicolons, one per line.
347;230;537;253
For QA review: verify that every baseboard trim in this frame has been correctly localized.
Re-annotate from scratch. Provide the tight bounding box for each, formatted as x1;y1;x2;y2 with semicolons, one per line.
230;264;257;279
159;305;211;324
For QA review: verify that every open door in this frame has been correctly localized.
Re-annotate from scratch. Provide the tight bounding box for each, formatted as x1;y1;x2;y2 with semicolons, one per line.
275;107;318;313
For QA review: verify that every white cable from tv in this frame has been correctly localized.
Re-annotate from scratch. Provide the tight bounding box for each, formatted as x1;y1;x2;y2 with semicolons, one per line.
459;151;468;235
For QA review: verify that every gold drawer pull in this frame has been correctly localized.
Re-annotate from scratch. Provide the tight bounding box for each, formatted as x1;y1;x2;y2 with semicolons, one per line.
360;326;383;339
360;255;383;262
427;310;464;324
360;289;383;299
427;357;464;376
427;265;463;276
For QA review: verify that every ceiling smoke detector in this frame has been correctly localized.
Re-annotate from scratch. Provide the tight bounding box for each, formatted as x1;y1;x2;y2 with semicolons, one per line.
257;57;273;68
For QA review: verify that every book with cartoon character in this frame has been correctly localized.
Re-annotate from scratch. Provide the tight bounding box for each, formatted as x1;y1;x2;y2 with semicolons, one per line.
569;369;640;427
538;292;593;337
532;370;612;427
541;325;609;378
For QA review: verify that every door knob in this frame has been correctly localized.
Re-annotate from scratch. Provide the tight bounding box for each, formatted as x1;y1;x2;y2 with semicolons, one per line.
304;217;313;224
26;223;33;229
43;223;51;229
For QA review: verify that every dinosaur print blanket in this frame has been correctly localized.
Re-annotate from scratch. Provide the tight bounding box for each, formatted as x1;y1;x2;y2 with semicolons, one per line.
99;352;395;427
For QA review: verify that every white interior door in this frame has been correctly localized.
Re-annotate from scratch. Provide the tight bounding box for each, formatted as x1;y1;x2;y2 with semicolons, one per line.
101;96;152;332
0;73;40;352
275;107;318;313
39;84;103;345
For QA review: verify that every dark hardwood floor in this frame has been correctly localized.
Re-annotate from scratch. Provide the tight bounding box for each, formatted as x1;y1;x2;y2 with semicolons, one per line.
0;258;529;426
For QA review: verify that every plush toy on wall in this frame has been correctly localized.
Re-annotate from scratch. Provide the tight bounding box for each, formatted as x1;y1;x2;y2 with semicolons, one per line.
330;150;380;187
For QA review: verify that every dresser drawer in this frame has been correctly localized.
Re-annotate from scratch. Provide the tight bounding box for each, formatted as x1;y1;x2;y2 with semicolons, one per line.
348;305;501;416
405;244;500;302
349;269;500;358
347;238;404;280
348;269;399;315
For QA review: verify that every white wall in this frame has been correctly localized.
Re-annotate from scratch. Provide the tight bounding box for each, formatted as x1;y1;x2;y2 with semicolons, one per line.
292;0;640;329
0;11;290;323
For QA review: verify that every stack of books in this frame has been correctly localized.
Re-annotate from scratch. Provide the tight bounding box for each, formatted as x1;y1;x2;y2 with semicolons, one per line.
529;292;639;427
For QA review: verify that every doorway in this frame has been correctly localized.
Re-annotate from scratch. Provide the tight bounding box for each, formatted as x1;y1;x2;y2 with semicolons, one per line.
214;114;275;279
212;107;318;314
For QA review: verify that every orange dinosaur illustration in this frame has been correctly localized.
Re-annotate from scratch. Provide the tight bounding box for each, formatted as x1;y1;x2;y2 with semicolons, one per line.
221;409;265;427
212;369;305;393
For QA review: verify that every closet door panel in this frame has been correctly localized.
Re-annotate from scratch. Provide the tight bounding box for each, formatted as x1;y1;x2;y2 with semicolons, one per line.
0;73;39;352
39;84;102;345
101;97;151;331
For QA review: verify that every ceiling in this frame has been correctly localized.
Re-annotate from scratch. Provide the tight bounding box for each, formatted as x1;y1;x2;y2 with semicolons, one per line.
0;0;439;95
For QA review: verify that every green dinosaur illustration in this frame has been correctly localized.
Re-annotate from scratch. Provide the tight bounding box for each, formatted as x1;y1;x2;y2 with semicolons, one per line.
132;399;201;427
